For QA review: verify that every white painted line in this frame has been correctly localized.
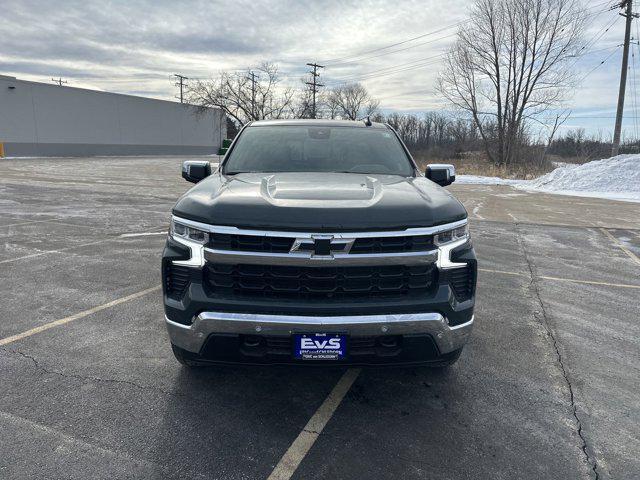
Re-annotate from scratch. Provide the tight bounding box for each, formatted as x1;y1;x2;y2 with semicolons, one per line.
267;368;361;480
539;274;640;289
0;285;161;346
0;232;166;265
0;250;57;264
478;268;640;289
600;228;640;267
119;232;166;238
0;218;61;229
478;268;526;277
0;238;113;265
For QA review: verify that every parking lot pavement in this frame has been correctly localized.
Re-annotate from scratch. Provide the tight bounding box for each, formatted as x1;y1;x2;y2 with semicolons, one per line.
450;183;640;229
0;156;638;480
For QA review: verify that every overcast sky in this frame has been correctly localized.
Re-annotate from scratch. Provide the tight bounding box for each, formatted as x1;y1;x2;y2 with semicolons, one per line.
1;0;636;137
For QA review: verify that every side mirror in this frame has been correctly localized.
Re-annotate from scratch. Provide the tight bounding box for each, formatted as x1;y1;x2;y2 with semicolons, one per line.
426;164;456;186
182;160;211;183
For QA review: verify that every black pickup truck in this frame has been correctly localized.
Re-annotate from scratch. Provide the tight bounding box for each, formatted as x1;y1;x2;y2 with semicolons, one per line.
162;119;476;366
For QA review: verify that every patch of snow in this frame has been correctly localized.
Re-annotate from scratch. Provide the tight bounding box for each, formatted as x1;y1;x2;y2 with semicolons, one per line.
456;175;525;186
456;155;640;203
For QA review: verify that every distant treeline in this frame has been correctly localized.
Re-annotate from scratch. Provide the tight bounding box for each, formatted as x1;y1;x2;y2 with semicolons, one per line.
546;129;639;160
369;113;639;163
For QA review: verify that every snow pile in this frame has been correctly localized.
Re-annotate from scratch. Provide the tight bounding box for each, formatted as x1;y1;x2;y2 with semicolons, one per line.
457;154;640;202
520;155;640;198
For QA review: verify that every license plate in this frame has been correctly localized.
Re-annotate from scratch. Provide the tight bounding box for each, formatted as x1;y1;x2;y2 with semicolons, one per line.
294;333;347;360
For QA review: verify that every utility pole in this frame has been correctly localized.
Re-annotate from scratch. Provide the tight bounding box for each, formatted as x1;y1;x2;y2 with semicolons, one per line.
248;71;257;120
305;62;324;119
612;0;638;156
51;77;67;86
174;74;188;103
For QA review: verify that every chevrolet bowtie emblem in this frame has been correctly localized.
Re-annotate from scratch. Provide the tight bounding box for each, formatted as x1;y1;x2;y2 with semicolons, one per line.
312;238;332;256
290;236;354;257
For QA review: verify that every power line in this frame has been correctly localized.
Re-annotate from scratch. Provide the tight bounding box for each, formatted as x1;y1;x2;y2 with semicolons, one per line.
571;11;620;64
333;53;445;81
588;0;621;13
581;44;623;79
326;3;610;71
321;21;462;66
338;6;613;84
335;55;446;83
305;62;324;118
173;73;188;103
326;32;457;68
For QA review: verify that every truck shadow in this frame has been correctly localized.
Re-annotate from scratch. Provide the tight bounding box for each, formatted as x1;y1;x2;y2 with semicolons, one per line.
152;364;346;478
151;363;464;478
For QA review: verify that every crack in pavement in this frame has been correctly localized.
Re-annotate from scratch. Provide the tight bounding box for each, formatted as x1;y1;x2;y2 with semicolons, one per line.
0;347;183;398
513;223;600;480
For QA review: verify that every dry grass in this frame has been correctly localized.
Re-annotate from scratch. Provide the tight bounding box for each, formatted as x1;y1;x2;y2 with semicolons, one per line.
413;150;556;179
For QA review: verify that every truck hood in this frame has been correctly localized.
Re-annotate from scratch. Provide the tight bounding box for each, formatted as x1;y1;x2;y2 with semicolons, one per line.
172;172;467;231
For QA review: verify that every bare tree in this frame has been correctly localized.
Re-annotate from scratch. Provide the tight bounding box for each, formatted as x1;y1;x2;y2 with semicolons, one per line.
437;0;585;166
325;90;341;119
328;83;379;120
187;62;295;126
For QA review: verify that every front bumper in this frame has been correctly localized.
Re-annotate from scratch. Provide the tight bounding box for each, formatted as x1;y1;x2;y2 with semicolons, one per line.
166;311;474;356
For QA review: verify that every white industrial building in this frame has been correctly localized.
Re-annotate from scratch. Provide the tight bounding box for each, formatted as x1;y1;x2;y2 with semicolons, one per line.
0;75;225;157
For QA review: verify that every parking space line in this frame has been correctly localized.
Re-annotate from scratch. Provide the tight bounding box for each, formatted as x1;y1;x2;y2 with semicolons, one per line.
478;268;525;277
119;231;167;238
600;228;640;267
538;274;640;289
0;233;166;265
267;368;361;480
0;238;116;265
0;285;161;346
0;218;64;229
478;268;640;289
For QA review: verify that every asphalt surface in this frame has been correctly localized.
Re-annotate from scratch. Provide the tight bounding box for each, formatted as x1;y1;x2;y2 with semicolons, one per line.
0;156;638;480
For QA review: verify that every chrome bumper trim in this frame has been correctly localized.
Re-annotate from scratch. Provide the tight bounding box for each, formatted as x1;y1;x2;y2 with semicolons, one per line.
165;312;474;355
172;215;468;238
170;215;470;269
203;248;439;266
171;235;205;268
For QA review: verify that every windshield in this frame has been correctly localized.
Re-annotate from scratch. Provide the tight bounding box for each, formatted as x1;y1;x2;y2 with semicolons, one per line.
223;125;415;176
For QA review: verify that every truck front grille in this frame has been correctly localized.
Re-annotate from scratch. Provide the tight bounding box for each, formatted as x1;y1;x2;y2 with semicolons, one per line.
207;233;434;254
204;263;438;300
350;235;434;254
209;233;294;253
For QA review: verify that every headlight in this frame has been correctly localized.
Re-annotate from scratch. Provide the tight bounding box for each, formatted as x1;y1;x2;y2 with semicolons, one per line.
434;223;469;246
170;219;209;244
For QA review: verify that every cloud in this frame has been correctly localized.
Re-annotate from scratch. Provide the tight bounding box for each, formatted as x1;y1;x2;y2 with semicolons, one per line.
0;0;634;135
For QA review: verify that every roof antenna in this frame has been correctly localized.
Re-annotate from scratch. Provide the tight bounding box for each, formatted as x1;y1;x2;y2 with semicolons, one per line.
362;115;372;127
